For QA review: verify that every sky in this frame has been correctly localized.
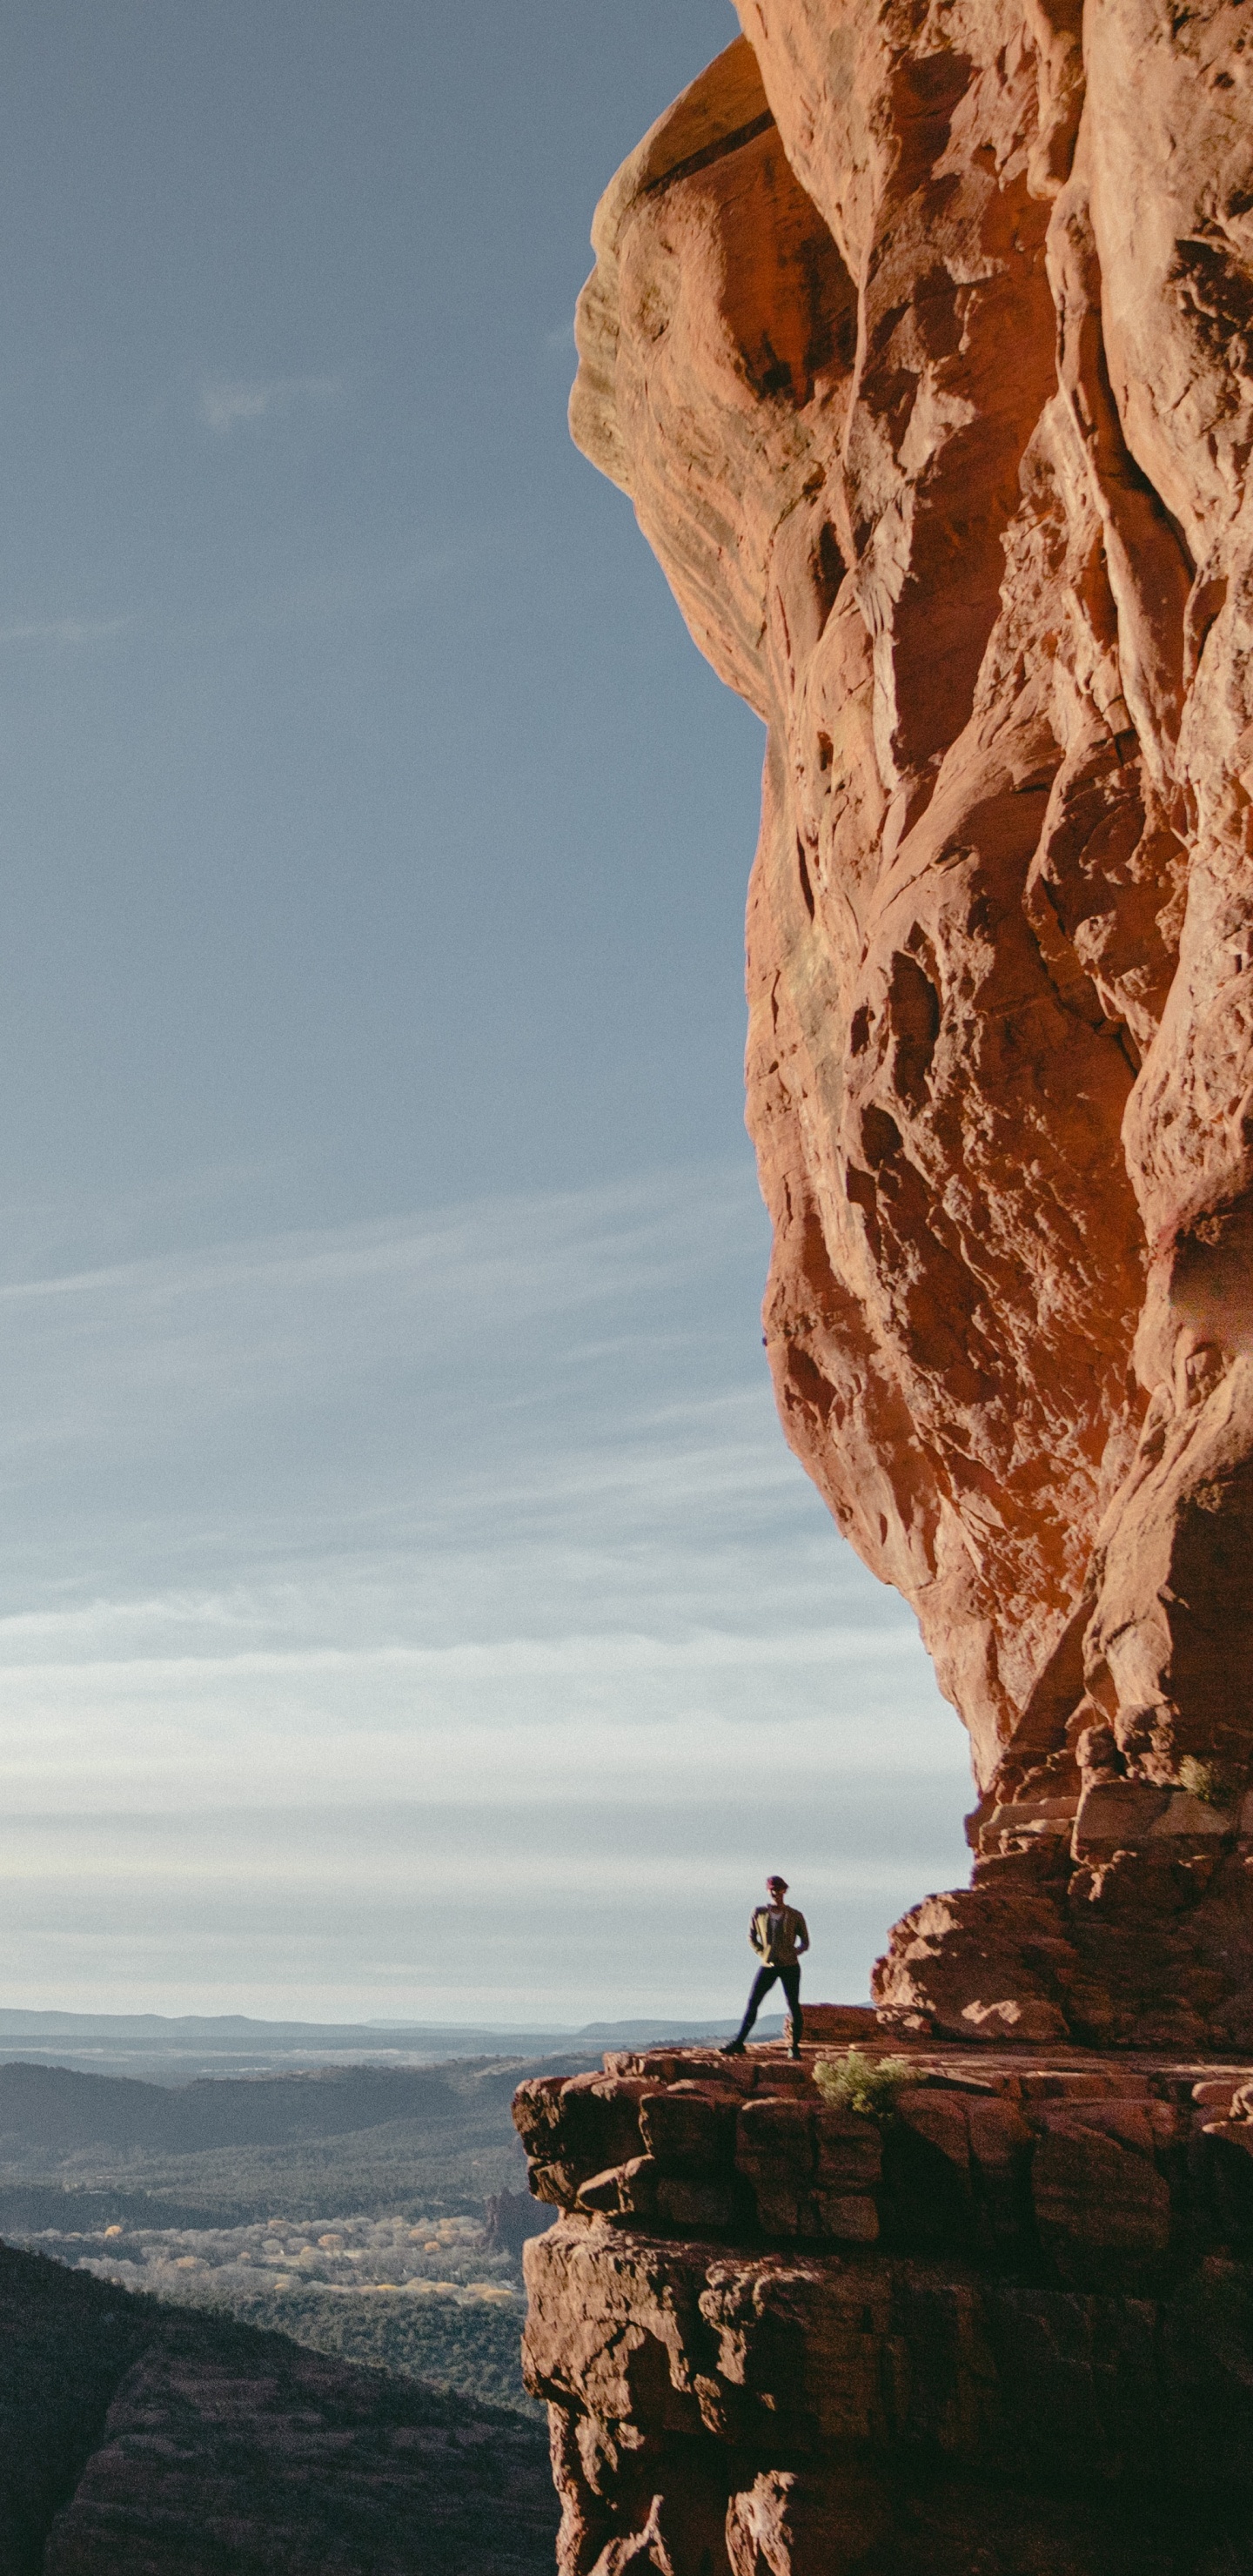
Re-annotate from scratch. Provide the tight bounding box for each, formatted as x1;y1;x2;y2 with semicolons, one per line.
0;0;970;2022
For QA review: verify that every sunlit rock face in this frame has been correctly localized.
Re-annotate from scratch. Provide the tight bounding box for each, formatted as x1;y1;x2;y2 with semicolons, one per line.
572;0;1253;2048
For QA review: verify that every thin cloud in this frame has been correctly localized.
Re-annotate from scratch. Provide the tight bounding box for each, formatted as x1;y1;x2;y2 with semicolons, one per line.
199;373;343;433
0;616;132;647
0;1161;967;2016
0;1627;924;1688
0;1165;762;1486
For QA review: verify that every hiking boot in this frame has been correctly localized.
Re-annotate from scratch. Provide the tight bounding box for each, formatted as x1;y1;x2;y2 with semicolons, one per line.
720;2038;747;2056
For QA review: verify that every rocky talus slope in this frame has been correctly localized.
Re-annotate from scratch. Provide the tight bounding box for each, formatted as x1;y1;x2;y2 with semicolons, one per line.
515;2028;1253;2574
573;0;1253;2048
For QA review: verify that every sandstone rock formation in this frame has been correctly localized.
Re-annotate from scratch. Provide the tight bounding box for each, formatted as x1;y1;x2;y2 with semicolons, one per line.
515;2034;1253;2573
571;0;1253;2049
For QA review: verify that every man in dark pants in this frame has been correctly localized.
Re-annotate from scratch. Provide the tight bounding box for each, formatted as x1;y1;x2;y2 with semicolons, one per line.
720;1875;809;2058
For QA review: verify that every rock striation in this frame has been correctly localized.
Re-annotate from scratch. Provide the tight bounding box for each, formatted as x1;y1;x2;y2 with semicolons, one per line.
515;2032;1253;2573
570;0;1253;2051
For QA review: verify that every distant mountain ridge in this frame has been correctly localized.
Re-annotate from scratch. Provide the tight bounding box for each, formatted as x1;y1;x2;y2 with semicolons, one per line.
0;2009;761;2038
0;2061;471;2154
0;2008;782;2083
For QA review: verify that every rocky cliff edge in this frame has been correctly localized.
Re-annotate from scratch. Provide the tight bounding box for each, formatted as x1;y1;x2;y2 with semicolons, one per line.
571;0;1253;2050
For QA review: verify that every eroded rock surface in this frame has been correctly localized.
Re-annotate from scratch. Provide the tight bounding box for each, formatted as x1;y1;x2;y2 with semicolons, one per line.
515;2034;1253;2574
572;0;1253;2048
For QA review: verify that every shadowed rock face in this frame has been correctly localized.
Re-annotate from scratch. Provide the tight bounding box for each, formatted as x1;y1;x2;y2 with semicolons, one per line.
571;0;1253;2050
513;2035;1253;2576
0;2240;557;2576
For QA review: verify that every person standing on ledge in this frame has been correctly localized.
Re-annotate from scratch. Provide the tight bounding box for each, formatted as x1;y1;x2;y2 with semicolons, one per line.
720;1875;809;2058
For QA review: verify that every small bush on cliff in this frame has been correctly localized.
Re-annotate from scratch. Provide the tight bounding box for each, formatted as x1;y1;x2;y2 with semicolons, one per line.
1177;1756;1238;1812
814;2049;911;2122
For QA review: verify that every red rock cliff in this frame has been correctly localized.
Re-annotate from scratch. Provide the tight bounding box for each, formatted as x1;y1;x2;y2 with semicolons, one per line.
571;0;1253;2049
514;2030;1253;2575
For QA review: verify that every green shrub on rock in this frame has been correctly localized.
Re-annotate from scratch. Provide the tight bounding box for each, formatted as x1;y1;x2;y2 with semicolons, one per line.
813;2049;912;2122
1176;1756;1238;1813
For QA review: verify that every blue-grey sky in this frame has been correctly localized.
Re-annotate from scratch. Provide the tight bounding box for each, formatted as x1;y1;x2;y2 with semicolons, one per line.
0;0;968;2020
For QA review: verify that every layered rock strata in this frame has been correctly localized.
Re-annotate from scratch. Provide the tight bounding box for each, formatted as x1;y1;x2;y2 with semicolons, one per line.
515;2035;1253;2574
571;0;1253;2044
